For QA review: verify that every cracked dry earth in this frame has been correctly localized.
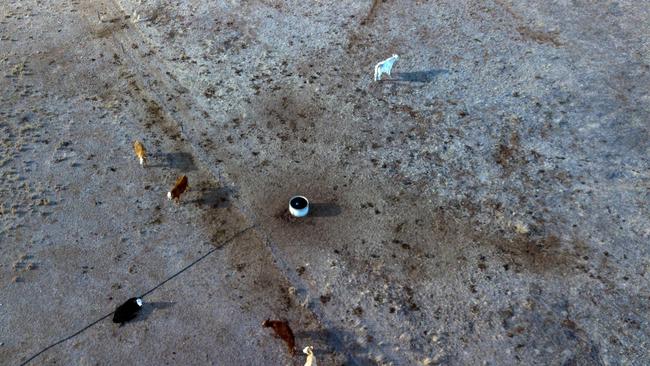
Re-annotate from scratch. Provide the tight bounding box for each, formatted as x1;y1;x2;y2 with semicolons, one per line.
1;0;649;365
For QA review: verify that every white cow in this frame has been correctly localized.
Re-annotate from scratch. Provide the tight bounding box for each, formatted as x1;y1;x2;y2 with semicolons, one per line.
374;54;399;81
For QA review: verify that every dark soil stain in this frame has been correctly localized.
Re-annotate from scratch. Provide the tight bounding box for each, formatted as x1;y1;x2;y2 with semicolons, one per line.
144;99;163;127
274;208;302;223
516;26;563;47
250;87;321;147
495;131;526;174
493;0;563;47
498;234;565;271
360;0;383;26
92;18;129;39
391;104;427;125
353;306;364;316
143;98;182;140
499;301;603;364
320;294;332;304
429;203;581;274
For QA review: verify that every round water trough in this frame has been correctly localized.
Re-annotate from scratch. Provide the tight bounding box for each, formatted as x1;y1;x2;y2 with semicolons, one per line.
289;196;309;217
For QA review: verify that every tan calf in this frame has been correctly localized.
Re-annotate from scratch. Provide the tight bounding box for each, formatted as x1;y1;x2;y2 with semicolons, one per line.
303;346;317;366
133;141;147;166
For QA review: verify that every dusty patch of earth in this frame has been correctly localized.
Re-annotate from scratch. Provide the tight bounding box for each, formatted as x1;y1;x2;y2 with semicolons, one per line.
1;0;648;365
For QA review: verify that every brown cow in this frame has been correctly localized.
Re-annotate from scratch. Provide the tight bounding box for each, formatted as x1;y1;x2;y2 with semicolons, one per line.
262;319;296;355
167;175;189;203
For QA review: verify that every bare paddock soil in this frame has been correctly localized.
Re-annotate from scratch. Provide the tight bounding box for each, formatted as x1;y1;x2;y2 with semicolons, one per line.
1;1;649;365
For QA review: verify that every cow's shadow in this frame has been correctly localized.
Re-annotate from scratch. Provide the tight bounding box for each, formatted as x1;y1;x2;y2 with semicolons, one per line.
148;152;197;171
295;328;400;366
131;301;175;323
391;69;449;83
191;185;233;209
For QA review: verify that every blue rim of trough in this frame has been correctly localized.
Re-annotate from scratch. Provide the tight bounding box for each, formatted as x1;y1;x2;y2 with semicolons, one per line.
289;196;309;218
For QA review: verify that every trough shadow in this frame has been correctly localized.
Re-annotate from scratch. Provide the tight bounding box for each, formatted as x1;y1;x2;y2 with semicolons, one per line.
309;203;341;218
392;69;449;83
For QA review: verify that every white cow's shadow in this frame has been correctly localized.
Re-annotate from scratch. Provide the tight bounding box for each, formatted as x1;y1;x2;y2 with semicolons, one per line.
390;69;449;83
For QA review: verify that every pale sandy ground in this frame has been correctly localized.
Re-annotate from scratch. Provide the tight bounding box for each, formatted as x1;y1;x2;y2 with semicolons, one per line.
1;1;649;365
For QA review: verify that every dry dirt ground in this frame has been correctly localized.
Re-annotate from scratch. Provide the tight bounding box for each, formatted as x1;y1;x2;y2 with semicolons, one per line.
1;0;649;365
